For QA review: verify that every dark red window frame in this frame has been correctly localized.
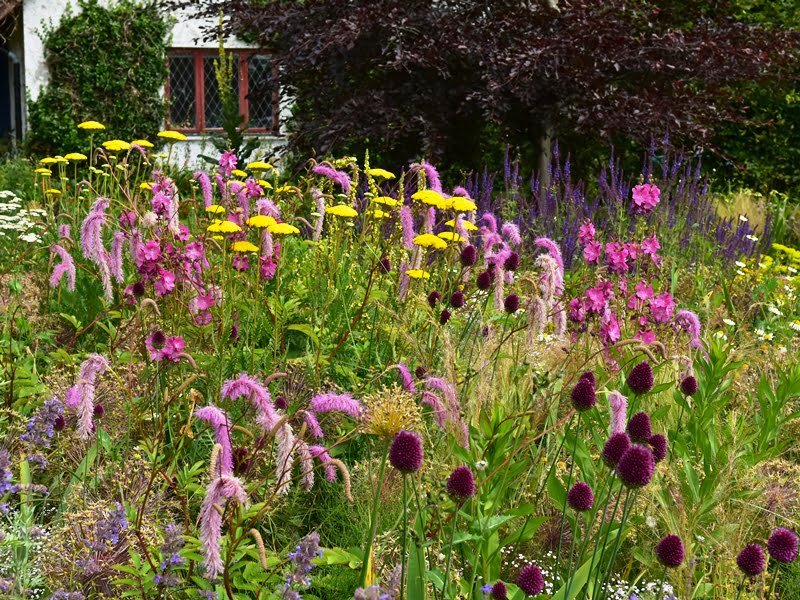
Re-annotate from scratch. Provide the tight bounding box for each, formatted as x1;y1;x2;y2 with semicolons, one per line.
165;48;280;134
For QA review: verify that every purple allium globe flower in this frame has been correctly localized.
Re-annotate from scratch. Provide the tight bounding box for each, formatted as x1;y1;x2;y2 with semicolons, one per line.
680;375;698;396
504;294;520;314
450;290;466;308
379;256;391;273
415;366;427;379
616;444;655;488
570;378;596;412
737;543;766;577
491;581;508;599
477;270;492;290
503;252;520;271
446;466;476;502
602;432;631;468
131;281;145;297
579;371;596;386
626;412;653;443
460;244;477;267
54;415;66;431
627;361;654;395
274;395;288;410
440;309;452;325
427;290;442;308
767;527;799;563
648;434;667;463
656;534;685;567
567;481;594;511
517;564;544;596
93;403;104;418
389;430;423;473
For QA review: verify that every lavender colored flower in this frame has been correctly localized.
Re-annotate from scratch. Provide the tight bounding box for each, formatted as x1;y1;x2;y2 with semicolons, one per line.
656;534;685;567
49;591;85;600
602;432;631;467
21;397;64;449
626;412;653;443
680;375;698;396
389;430;423;473
446;466;476;501
460;244;477;266
194;170;213;208
767;527;798;563
0;449;18;499
649;434;668;463
570;378;596;412
65;354;109;439
155;523;185;587
517;564;544;596
400;205;415;249
199;474;247;579
285;531;323;592
567;481;594;511
616;444;655;488
737;543;766;577
675;309;703;350
627;361;654;395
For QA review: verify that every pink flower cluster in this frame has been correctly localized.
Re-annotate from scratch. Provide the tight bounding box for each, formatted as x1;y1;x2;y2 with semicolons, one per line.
578;220;661;272
145;330;186;363
631;183;661;213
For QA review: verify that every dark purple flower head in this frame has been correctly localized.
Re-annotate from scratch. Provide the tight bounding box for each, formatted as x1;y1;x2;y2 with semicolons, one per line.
428;290;442;308
680;375;698;396
132;281;145;297
93;403;104;418
379;256;391;273
517;564;544;596
656;534;685;567
567;481;594;511
440;309;452;325
450;290;466;308
415;366;427;379
389;430;423;473
477;270;492;290
446;466;476;502
570;378;596;412
616;444;655;488
274;396;288;410
627;412;653;443
491;581;508;599
579;371;596;386
767;528;798;563
503;252;520;271
737;543;766;577
54;415;66;431
460;244;477;267
627;361;654;395
602;432;631;467
150;330;166;349
504;294;520;314
648;433;668;462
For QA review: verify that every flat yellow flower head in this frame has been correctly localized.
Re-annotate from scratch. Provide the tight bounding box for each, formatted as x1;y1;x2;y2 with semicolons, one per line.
268;222;300;235
232;169;248;178
40;157;58;165
445;218;478;231
257;179;273;189
325;204;358;218
411;189;446;206
131;139;154;148
64;152;88;161
275;185;294;194
205;204;226;214
371;196;401;207
372;209;390;219
405;269;430;280
434;197;455;210
157;130;187;142
34;168;52;176
451;197;477;212
366;168;396;180
77;120;105;130
247;161;273;171
438;231;466;243
207;219;242;233
45;188;62;196
55;156;69;164
247;215;277;228
413;233;448;250
102;139;131;152
140;182;153;190
231;240;260;253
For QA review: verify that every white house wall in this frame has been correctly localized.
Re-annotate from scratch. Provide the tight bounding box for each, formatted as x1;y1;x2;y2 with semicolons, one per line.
20;0;288;167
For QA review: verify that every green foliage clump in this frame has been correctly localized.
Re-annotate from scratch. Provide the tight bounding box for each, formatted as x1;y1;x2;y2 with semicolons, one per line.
26;0;169;156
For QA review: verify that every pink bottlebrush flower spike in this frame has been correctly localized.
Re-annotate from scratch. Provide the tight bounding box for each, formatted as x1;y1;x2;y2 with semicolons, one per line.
195;406;234;476
310;392;363;417
50;244;76;292
199;473;247;579
392;363;416;394
312;163;351;194
608;391;628;435
194;170;213;208
221;373;280;430
65;354;109;439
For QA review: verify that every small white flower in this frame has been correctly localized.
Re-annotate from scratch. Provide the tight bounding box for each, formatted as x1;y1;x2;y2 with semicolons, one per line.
646;515;657;528
768;306;783;316
745;234;759;242
475;460;488;471
735;261;747;268
790;321;800;332
788;266;798;274
723;318;735;327
739;215;749;222
20;233;41;243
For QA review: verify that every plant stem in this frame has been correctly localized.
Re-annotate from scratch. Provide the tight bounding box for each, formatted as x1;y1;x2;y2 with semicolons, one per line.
554;411;582;585
440;509;460;600
359;443;389;587
656;564;667;600
400;474;408;600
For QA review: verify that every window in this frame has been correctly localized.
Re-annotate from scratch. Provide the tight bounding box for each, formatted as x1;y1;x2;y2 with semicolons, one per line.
166;49;278;134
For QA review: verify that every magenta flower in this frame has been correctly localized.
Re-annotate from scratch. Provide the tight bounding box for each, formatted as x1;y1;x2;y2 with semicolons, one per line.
585;284;609;313
50;245;76;292
640;234;661;265
675;309;703;349
308;444;338;481
161;336;186;363
195;406;234;476
605;241;629;273
418;161;442;192
650;292;676;323
218;150;238;177
578;221;596;245
194;170;213;208
420;391;447;428
600;310;621;344
220;373;280;430
501;223;521;246
312;163;351;193
392;363;416;394
154;269;176;296
310;392;362;417
632;183;660;212
583;240;603;264
399;205;415;249
199;473;247;579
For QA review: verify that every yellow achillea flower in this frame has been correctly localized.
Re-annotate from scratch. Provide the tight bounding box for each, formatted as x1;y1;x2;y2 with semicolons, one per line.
438;231;466;243
411;190;445;205
102;140;131;152
257;179;273;189
451;197;477;212
207;219;242;234
55;156;69;164
157;130;187;142
45;188;62;195
247;215;277;228
444;218;477;231
35;168;52;176
413;233;447;250
40;157;58;165
205;205;226;214
366;168;396;180
231;240;259;253
131;139;154;148
275;185;294;194
268;222;300;235
140;182;153;190
372;209;390;219
232;169;248;178
371;196;400;207
405;269;430;279
77;120;105;130
65;152;87;161
326;204;358;218
247;161;273;171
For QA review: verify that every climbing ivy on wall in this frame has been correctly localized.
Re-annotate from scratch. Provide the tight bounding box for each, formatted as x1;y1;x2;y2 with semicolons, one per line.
27;0;170;155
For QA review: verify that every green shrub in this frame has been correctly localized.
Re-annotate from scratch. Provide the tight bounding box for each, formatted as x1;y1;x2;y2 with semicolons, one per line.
0;158;34;199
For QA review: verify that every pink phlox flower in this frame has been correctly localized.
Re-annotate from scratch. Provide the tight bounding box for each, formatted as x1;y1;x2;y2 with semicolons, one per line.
636;330;657;344
585;283;611;313
583;240;603;264
50;244;76;291
161;336;185;363
154;269;176;296
641;234;662;265
195;405;234;475
650;292;676;323
632;183;661;212
578;220;596;245
600;309;621;345
309;392;363;417
605;241;630;274
568;297;585;323
245;178;263;199
218;151;238;178
199;473;247;579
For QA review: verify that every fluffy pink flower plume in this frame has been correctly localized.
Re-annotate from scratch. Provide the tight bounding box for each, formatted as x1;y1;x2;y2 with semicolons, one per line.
454;215;471;241
481;212;498;233
109;231;126;283
418;162;442;192
608;391;628;435
312;188;326;241
420;391;447;428
501;223;522;246
296;440;315;491
221;373;280;430
535;238;564;294
676;309;703;349
195;406;234;476
451;186;471;198
58;224;71;240
424;206;436;234
310;392;363;417
81;198;114;301
527;295;548;340
199;473;247;579
214;174;228;203
230;181;249;220
275;423;295;495
308;445;337;481
554;303;567;337
424;377;469;449
256;198;280;218
194;170;213;208
536;254;560;302
398;261;411;301
399;205;415;249
312;164;351;194
50;244;76;292
303;411;324;438
392;363;416;393
65;354;109;439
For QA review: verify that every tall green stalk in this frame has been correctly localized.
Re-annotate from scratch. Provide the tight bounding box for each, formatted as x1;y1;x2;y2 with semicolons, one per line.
359;443;389;587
